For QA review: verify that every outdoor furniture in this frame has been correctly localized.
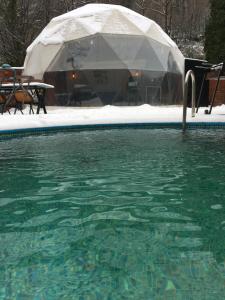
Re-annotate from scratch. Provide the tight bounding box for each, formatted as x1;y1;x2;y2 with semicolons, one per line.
0;66;17;114
14;90;34;114
196;62;225;114
13;75;36;114
0;81;54;114
0;94;9;114
0;64;54;114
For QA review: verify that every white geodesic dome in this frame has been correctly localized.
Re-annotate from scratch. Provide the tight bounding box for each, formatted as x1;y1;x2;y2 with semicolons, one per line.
23;4;184;106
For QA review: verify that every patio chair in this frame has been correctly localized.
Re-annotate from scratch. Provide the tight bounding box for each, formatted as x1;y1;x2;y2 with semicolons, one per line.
14;90;34;114
0;94;13;114
13;75;35;114
0;95;6;114
0;65;16;114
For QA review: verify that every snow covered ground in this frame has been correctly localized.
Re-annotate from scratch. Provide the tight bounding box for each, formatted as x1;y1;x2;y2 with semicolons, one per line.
1;105;225;133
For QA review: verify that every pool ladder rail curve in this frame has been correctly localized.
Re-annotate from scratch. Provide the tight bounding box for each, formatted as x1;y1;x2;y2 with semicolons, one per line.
183;62;225;132
183;70;196;132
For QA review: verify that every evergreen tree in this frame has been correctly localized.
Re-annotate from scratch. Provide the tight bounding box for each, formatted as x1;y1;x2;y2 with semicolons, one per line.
205;0;225;63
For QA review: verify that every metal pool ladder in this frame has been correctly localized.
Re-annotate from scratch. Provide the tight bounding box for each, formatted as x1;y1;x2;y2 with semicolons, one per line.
182;70;196;132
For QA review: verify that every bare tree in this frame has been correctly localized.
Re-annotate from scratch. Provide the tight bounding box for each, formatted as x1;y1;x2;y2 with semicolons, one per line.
0;0;43;65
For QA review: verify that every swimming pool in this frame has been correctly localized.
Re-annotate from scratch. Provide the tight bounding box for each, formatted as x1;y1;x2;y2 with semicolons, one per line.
0;129;224;299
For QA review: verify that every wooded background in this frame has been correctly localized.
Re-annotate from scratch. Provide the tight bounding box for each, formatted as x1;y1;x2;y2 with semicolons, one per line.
0;0;211;66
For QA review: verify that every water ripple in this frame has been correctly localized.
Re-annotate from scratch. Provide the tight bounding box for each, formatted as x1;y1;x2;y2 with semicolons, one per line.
0;129;225;299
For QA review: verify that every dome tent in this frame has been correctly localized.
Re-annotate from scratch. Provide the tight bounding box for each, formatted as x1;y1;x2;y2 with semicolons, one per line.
23;4;184;106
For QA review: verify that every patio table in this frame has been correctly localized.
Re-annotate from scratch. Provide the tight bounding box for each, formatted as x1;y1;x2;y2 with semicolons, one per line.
0;82;54;114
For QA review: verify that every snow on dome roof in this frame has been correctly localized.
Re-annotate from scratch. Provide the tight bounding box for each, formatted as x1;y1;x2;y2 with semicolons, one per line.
28;3;176;49
52;3;150;23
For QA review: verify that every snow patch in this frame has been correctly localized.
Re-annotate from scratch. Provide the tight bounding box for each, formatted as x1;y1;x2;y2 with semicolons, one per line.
1;105;225;132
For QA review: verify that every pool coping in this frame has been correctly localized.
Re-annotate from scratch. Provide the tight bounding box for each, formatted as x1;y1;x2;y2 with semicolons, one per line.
1;122;225;139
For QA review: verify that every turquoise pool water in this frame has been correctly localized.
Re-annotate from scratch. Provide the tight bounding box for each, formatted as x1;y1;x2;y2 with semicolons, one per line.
0;129;225;300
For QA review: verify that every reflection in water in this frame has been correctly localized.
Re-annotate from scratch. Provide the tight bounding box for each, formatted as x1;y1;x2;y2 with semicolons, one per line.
0;129;225;299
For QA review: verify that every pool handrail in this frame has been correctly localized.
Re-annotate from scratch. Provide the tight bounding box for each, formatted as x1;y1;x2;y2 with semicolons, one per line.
183;70;196;132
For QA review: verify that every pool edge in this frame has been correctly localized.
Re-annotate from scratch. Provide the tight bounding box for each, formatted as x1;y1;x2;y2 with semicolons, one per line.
1;122;225;139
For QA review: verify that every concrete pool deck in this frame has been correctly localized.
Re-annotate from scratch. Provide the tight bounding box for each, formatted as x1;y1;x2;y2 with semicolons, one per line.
1;105;225;136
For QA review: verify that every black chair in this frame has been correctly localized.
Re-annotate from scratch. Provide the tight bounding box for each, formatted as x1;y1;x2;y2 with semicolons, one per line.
0;65;17;114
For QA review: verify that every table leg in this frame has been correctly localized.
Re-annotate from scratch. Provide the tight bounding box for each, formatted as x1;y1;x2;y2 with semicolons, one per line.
36;89;47;114
208;69;222;115
196;72;206;113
